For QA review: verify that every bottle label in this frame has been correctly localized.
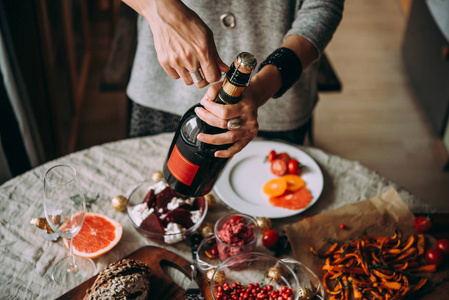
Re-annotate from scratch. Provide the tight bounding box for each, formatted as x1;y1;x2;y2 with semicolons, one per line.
166;145;199;186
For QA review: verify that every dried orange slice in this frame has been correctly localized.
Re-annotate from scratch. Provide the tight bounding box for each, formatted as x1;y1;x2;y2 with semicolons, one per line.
282;174;305;191
263;177;287;197
62;212;123;258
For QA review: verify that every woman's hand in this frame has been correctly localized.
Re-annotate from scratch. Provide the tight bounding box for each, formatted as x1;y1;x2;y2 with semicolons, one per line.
194;62;283;157
194;63;282;157
194;83;258;157
138;0;229;88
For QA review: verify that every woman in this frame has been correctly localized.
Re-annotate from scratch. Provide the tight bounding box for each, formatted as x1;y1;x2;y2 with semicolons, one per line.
123;0;344;158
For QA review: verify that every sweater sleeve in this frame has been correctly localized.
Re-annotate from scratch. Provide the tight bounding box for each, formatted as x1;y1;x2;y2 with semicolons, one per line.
285;0;344;56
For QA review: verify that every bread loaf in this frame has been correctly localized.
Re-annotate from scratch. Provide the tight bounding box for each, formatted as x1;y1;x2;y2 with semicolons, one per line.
84;259;151;300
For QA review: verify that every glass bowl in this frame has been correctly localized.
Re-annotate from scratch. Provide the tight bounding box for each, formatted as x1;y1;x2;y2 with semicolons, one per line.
214;213;260;262
126;180;208;245
210;252;324;300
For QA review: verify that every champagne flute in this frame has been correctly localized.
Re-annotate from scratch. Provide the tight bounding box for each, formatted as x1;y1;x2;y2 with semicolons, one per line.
43;164;95;288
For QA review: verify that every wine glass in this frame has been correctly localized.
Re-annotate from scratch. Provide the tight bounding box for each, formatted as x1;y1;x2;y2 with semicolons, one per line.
43;164;95;288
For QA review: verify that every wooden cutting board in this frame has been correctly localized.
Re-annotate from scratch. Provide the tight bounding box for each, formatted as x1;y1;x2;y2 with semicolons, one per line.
57;246;212;300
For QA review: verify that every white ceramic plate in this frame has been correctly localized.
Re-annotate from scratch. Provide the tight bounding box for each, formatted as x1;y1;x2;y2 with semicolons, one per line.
214;140;324;219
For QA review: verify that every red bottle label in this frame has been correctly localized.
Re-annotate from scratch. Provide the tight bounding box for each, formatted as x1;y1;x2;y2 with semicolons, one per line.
167;145;199;186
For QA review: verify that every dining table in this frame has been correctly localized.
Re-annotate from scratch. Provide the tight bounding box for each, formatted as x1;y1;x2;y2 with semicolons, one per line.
1;132;447;299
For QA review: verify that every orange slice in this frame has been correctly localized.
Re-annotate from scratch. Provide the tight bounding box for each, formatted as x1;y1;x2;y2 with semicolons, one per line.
62;212;123;258
269;186;313;210
263;177;287;197
282;174;305;191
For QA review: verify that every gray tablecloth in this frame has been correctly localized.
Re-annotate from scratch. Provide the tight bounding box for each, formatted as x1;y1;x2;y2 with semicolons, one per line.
0;133;434;299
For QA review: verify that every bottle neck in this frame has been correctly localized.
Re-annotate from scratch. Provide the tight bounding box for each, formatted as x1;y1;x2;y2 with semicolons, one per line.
214;59;253;105
214;77;246;105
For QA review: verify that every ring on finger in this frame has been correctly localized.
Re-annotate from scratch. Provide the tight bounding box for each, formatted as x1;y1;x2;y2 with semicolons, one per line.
227;117;242;130
189;67;205;83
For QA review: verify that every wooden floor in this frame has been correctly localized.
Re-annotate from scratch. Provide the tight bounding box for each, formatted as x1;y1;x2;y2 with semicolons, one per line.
314;0;449;210
76;0;449;210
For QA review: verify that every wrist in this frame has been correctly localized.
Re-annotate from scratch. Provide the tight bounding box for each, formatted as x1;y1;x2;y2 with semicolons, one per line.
141;0;180;25
258;47;303;99
249;65;282;107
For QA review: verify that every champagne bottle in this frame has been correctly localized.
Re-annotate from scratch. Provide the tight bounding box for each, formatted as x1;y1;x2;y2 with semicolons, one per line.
163;52;257;197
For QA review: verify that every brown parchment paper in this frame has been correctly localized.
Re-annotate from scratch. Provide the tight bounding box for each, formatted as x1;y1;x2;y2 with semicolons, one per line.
284;188;448;299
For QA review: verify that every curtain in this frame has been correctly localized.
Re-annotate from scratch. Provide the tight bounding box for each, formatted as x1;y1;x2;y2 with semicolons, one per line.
0;2;45;184
0;136;12;183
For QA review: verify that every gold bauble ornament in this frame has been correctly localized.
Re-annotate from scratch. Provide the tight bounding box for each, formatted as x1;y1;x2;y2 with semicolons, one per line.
200;222;214;238
267;266;283;283
111;195;128;212
204;194;216;208
151;171;164;182
207;269;226;284
30;217;55;234
256;217;272;234
206;268;216;282
298;286;313;300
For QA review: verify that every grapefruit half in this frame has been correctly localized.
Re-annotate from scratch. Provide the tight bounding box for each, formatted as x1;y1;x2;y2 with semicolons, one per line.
62;212;123;258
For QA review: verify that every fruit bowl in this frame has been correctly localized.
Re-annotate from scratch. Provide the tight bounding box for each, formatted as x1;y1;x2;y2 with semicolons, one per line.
210;252;324;300
126;180;208;244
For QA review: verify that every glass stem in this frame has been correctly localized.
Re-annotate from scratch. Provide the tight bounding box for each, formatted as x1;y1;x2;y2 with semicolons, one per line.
68;238;78;273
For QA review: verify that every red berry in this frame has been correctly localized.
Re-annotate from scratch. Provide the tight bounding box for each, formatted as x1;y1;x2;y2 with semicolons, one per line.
414;216;431;232
262;230;280;249
276;152;291;164
340;223;347;230
426;248;444;265
287;159;300;174
267;150;277;162
436;239;449;255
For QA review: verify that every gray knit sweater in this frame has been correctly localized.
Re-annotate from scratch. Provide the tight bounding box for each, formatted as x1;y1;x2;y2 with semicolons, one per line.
126;0;344;131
